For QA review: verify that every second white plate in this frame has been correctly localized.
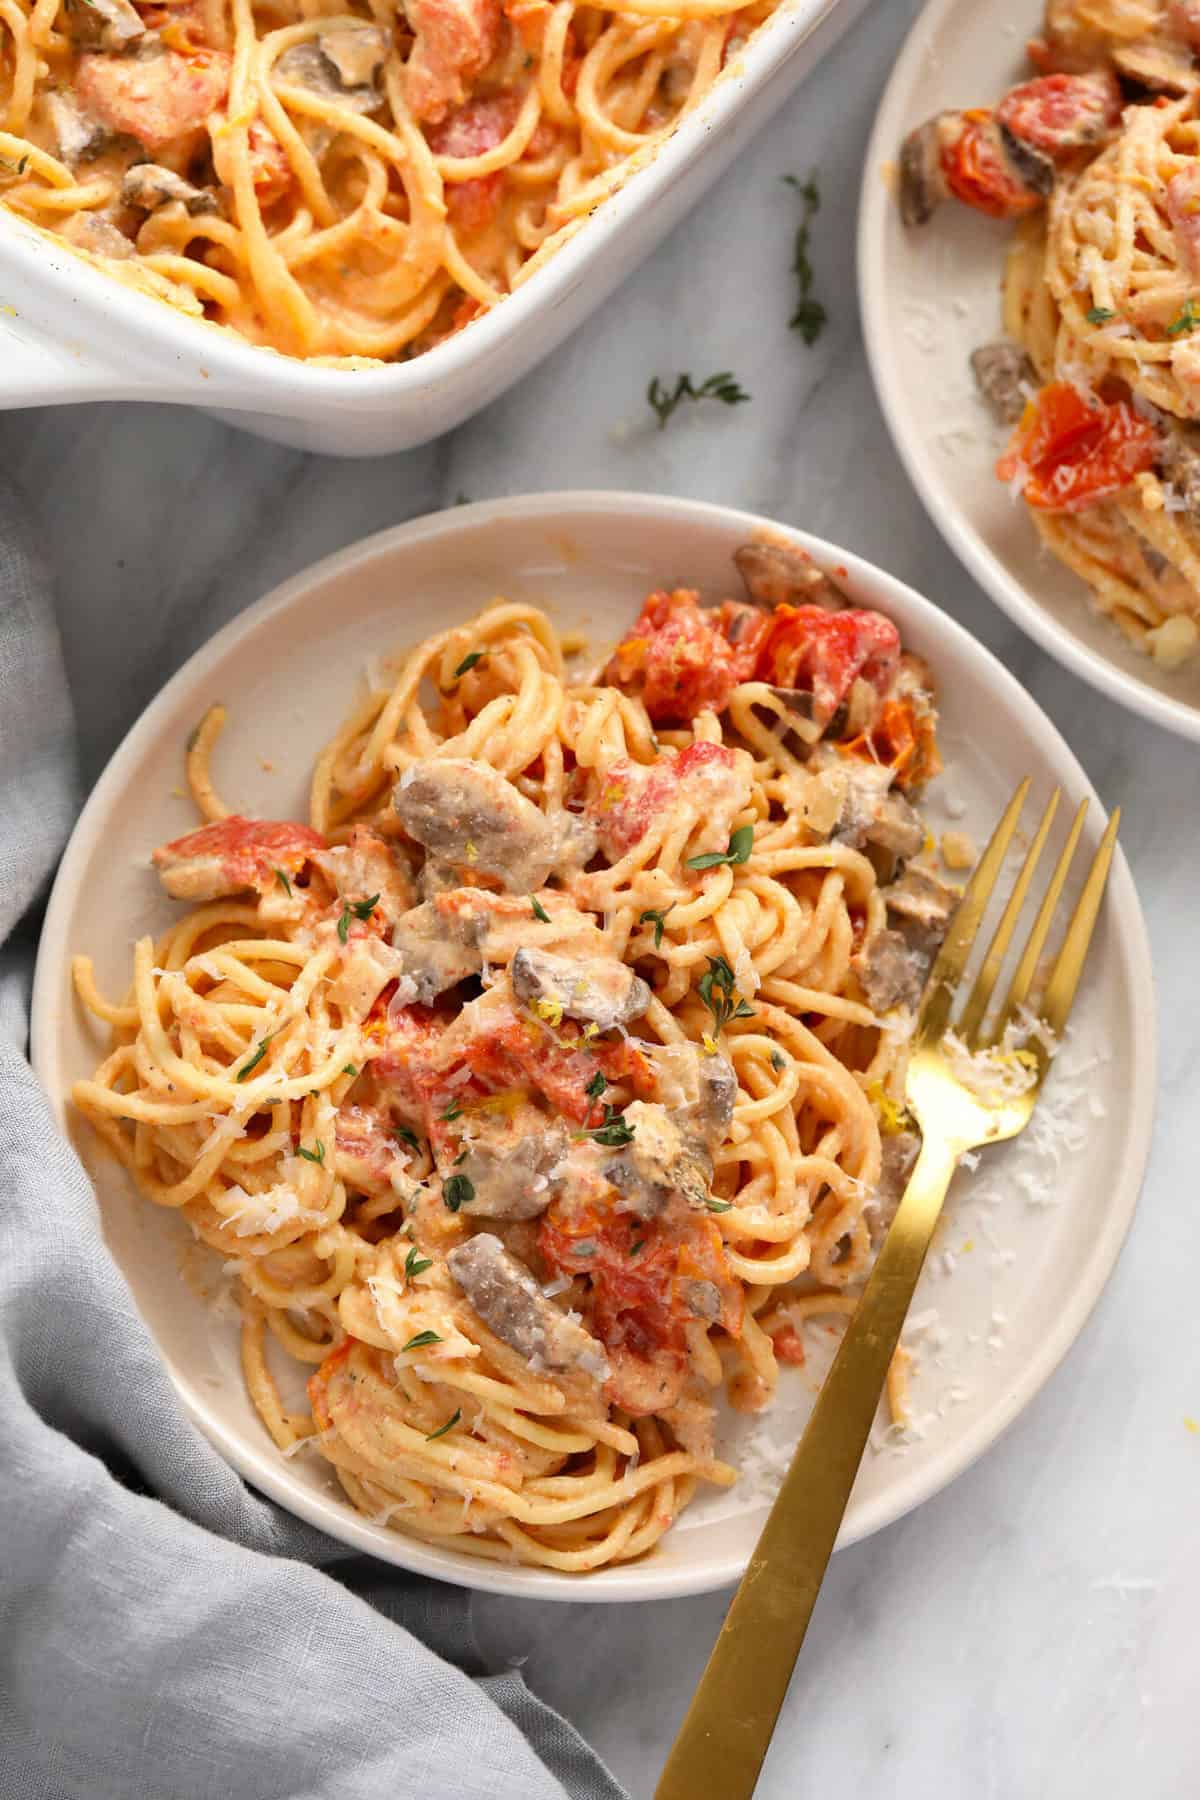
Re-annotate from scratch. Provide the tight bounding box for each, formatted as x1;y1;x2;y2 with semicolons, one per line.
859;0;1200;742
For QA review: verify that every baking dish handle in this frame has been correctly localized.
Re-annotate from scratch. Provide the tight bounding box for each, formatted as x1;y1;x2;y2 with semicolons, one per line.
0;313;152;406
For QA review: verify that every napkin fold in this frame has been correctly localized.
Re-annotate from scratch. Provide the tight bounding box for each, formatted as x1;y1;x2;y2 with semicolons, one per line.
0;475;625;1800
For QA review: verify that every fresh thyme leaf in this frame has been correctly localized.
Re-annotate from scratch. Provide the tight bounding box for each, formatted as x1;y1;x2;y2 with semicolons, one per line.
1085;306;1115;325
272;866;292;897
453;650;487;679
440;1101;463;1122
337;892;380;942
647;370;750;430
638;904;675;949
426;1408;461;1441
769;1048;786;1072
585;1071;607;1103
592;1120;636;1147
705;1197;733;1213
1167;298;1200;337
784;170;827;346
393;1124;421;1152
296;1141;325;1165
404;1245;433;1280
697;955;755;1034
531;895;551;924
686;824;754;872
235;1033;274;1082
630;1239;646;1256
442;1172;474;1210
577;1103;635;1148
343;1063;358;1077
400;1329;442;1352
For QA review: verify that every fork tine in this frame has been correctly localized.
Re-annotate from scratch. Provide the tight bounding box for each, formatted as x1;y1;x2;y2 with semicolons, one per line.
958;788;1060;1048
989;797;1088;1042
1037;807;1120;1041
916;777;1030;1046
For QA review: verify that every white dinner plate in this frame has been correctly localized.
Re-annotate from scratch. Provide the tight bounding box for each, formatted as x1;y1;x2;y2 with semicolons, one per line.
32;492;1156;1601
859;0;1200;743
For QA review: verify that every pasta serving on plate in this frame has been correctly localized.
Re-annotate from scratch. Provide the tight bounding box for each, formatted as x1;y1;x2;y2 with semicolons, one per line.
71;540;962;1572
0;0;775;360
898;0;1200;672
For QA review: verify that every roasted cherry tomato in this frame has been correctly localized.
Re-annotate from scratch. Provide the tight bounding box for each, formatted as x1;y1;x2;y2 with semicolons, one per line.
994;71;1122;159
753;605;900;724
604;588;773;724
589;740;739;859
941;111;1043;219
539;1201;742;1377
997;381;1158;512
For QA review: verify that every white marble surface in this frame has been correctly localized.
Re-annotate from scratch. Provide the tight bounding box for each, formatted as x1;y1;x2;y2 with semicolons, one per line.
6;0;1200;1794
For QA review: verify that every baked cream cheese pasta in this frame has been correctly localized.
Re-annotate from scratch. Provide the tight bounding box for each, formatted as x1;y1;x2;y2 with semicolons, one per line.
0;0;775;360
71;541;960;1573
898;0;1200;671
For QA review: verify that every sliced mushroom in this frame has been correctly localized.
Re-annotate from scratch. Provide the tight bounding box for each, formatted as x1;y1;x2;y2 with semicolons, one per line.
390;898;484;1003
760;686;823;752
61;212;135;259
852;926;925;1014
833;762;926;861
511;946;650;1032
694;1051;737;1150
996;122;1054;198
319;23;389;87
122;162;219;215
646;1042;737;1151
394;758;561;891
61;0;144;52
734;540;848;610
970;341;1036;426
275;29;386;113
1158;418;1200;522
44;93;111;164
883;865;960;957
898;115;949;227
602;1101;712;1220
1112;37;1199;96
447;1232;609;1379
454;1108;569;1220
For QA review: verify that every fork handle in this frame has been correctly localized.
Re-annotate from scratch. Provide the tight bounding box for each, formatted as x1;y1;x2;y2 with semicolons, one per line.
655;1136;960;1800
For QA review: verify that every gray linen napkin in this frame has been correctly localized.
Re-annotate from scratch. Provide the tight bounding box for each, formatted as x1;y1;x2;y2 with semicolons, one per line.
0;476;626;1800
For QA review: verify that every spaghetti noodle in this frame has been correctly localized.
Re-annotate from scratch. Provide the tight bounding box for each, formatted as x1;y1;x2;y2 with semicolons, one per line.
72;544;958;1571
0;0;775;360
898;0;1200;670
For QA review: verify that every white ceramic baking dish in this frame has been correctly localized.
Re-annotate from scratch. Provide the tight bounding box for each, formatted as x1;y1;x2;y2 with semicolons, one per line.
0;0;860;457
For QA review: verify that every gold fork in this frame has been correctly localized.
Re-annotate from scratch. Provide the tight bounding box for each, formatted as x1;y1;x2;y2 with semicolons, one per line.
656;778;1120;1800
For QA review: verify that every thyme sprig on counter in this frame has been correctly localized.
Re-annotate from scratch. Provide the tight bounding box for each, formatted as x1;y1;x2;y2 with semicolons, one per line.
784;172;827;346
647;371;750;430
